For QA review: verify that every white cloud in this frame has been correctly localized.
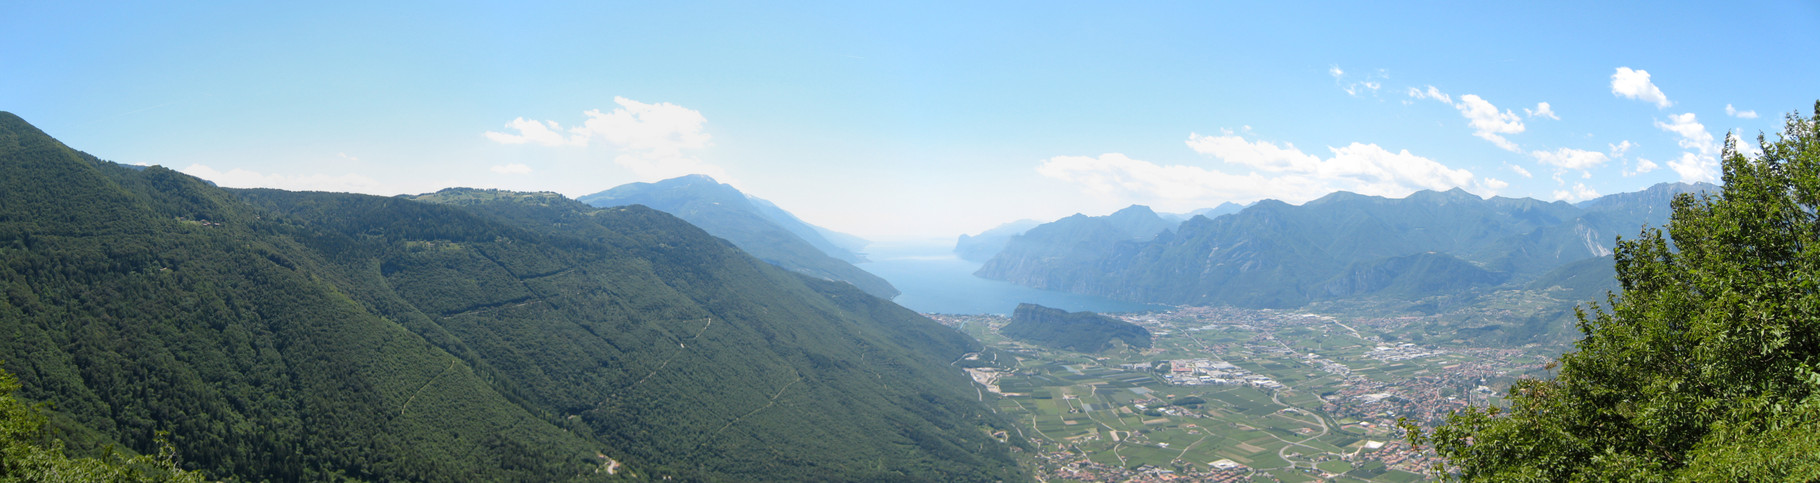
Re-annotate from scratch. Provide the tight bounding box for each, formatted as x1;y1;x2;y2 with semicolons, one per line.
1726;104;1759;119
1525;102;1559;120
1037;133;1499;210
1406;85;1451;104
181;164;391;195
1454;94;1526;152
1406;87;1527;151
490;163;532;174
1611;67;1672;108
1731;131;1764;157
486;97;727;182
1667;152;1718;183
1625;158;1659;176
1656;112;1720;156
1551;183;1600;202
569;97;712;157
1531;147;1611;171
1183;133;1322;173
1509;164;1533;178
337;152;359;161
1651;113;1724;181
1332;65;1385;97
1652;112;1720;182
1608;140;1635;158
484;118;582;146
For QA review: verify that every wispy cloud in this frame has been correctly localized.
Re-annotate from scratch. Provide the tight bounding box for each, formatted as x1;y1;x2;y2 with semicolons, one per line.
1726;104;1758;119
1552;183;1600;202
1454;94;1526;152
1037;132;1501;210
485;97;729;182
1508;164;1533;178
1611;67;1672;108
484;118;583;146
1655;112;1720;183
1406;85;1451;104
1408;86;1527;152
1531;147;1611;171
1331;65;1384;97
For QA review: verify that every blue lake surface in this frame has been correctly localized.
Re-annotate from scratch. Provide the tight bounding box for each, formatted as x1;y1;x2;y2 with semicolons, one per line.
858;241;1167;315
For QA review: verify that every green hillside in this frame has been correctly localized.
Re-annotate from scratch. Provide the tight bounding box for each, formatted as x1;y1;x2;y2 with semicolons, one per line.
999;304;1150;352
0;112;1021;481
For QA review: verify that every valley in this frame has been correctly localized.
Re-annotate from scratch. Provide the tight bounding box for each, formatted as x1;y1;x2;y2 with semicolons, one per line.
933;305;1557;482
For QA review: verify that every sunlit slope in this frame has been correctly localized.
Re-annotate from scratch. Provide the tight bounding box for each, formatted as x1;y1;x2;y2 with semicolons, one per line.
0;112;1022;482
0;112;607;481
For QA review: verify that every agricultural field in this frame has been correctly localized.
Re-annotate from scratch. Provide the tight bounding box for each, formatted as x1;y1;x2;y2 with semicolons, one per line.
930;306;1558;482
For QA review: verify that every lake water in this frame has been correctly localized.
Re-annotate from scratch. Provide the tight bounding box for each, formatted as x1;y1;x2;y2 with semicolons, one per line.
858;240;1167;315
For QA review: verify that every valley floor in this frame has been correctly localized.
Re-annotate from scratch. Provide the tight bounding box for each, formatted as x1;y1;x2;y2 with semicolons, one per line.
930;306;1558;482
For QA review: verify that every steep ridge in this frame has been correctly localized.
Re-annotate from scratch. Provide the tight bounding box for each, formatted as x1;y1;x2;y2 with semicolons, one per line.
0;113;1021;482
578;175;899;299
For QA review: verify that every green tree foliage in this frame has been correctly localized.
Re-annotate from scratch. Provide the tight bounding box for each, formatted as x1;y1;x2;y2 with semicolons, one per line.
0;113;1024;481
1406;102;1820;480
1000;304;1150;352
1;366;202;482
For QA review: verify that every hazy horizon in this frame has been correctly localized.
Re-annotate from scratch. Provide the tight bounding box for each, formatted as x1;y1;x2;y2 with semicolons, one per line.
6;2;1816;240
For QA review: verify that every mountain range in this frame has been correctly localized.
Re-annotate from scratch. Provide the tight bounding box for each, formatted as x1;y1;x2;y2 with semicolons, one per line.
974;184;1713;312
578;175;899;299
0;112;1019;481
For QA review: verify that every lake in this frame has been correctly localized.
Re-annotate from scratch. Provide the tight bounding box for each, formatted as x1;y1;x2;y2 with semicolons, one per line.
858;240;1167;315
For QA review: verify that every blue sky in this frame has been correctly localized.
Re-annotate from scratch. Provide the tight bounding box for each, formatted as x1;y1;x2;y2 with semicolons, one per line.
6;2;1817;240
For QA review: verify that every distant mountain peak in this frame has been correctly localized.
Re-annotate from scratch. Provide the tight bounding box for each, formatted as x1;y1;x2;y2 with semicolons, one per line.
1111;204;1157;216
577;175;894;297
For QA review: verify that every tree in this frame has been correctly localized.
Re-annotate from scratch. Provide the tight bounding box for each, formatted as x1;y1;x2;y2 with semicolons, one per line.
1405;102;1820;481
0;366;204;482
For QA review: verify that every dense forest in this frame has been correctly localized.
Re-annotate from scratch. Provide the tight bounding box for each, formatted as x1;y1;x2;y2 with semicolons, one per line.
0;112;1023;481
999;303;1150;352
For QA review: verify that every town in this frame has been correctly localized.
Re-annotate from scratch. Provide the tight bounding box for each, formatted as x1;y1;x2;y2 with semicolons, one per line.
928;305;1556;482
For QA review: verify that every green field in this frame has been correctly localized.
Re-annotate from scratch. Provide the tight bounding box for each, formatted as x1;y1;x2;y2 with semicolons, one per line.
933;307;1554;481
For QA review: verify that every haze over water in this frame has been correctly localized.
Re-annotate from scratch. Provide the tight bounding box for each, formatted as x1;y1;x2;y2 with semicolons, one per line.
858;240;1165;315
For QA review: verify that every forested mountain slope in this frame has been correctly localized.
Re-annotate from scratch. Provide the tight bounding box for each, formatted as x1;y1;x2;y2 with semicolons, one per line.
999;304;1150;353
977;185;1712;310
577;175;899;299
0;112;1021;482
